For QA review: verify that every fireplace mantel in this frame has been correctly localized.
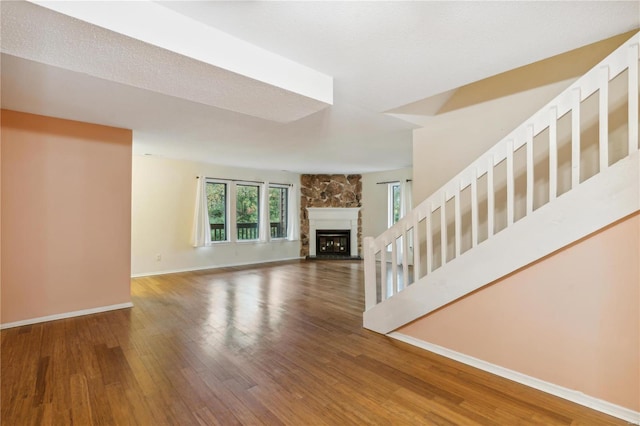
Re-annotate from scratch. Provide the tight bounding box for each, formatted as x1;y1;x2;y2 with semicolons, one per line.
307;207;360;257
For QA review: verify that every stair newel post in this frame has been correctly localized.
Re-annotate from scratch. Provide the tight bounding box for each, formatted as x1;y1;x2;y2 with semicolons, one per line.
364;236;377;311
549;107;558;202
628;43;639;155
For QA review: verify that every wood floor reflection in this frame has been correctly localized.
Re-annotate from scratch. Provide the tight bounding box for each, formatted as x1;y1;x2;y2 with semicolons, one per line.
1;260;627;425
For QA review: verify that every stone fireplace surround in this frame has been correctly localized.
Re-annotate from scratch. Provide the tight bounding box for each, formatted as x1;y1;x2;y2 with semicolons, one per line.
300;174;362;257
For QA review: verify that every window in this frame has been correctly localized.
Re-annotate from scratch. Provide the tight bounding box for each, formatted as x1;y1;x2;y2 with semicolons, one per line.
236;184;260;240
207;181;228;242
388;182;401;227
269;185;288;239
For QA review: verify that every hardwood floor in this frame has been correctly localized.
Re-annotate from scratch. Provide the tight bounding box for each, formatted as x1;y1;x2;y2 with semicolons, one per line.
1;260;628;425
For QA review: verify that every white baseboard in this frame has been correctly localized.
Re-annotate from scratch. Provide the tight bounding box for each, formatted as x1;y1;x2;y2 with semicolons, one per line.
1;302;134;330
130;256;305;278
389;332;640;424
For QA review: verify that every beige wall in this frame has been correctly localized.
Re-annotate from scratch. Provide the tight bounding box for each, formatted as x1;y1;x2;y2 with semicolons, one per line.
399;213;640;411
412;78;576;203
361;167;412;239
1;110;132;324
131;155;301;275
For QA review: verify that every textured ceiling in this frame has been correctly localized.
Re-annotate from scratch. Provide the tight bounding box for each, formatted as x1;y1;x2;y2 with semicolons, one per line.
1;1;639;173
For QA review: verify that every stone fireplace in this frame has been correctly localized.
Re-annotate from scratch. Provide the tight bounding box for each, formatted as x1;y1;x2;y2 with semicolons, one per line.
300;174;362;258
307;207;360;258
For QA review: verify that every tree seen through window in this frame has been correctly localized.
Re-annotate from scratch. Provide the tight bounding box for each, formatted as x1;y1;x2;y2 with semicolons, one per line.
236;184;259;240
207;182;227;241
269;186;288;238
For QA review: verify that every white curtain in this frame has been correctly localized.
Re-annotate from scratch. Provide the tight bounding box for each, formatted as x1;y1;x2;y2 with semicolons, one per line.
192;176;208;247
259;182;270;242
287;184;300;241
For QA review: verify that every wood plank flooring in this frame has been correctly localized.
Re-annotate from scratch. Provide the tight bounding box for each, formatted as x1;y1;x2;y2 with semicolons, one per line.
1;260;629;425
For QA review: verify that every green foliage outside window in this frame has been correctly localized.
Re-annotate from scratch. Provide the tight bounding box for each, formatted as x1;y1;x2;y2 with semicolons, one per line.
236;185;259;223
207;182;227;241
269;187;288;238
392;184;401;224
206;181;288;241
237;185;259;240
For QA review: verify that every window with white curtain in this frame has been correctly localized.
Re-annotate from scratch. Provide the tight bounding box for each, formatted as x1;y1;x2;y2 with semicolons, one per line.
194;178;295;247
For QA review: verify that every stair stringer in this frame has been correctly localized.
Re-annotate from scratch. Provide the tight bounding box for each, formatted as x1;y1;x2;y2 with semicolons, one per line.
363;152;639;334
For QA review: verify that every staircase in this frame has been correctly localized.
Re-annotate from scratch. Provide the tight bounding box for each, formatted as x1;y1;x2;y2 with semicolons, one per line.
363;33;640;334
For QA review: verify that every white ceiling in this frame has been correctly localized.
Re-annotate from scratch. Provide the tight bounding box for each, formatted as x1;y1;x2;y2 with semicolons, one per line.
1;1;639;173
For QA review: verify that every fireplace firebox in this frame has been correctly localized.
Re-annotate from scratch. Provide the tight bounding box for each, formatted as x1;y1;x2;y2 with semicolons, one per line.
316;230;350;257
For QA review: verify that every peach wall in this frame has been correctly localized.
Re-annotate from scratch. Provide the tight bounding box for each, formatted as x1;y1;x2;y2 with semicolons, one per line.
399;213;640;411
1;110;132;324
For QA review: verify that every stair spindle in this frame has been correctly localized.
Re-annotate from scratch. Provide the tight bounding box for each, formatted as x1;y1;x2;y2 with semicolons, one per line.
440;192;447;266
599;66;610;171
401;224;409;290
426;203;433;273
549;107;558;201
506;140;514;226
380;242;387;301
628;44;639;154
471;170;478;248
526;126;534;215
487;156;495;238
454;188;461;258
571;88;582;188
413;212;421;281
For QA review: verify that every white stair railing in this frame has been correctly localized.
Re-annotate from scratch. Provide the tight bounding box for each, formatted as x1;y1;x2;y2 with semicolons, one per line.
364;33;640;313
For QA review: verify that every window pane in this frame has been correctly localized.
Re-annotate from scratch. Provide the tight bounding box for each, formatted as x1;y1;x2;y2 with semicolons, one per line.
393;184;401;224
269;187;288;238
207;182;227;241
236;184;260;240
